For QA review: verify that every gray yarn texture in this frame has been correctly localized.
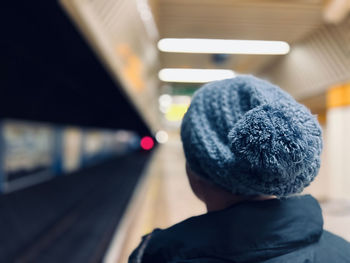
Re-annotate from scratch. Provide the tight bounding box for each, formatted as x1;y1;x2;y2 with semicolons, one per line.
180;75;323;197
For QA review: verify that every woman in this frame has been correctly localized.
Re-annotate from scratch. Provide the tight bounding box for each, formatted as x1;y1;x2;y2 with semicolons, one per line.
129;75;350;263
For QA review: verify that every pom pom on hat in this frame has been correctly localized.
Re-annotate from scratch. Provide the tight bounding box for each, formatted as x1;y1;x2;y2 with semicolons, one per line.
180;75;322;197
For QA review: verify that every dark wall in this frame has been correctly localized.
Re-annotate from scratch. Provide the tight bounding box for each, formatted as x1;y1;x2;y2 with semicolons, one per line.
0;0;151;136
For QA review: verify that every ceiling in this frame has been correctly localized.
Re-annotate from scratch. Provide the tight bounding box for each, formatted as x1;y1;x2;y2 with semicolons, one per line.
153;0;325;74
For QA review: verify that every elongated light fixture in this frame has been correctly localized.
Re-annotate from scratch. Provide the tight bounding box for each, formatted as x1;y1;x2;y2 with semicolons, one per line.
158;38;290;55
159;68;236;83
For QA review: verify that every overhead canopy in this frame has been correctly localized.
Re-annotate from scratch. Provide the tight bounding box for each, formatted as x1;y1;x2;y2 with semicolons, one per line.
155;0;324;74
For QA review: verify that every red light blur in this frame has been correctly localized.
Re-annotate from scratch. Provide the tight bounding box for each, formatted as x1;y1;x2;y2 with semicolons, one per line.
140;136;154;150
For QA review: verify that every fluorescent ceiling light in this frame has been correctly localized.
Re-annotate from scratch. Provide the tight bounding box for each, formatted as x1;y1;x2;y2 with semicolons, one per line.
159;68;236;83
158;38;290;55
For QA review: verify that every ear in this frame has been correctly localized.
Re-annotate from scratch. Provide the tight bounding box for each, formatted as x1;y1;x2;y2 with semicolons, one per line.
186;162;205;202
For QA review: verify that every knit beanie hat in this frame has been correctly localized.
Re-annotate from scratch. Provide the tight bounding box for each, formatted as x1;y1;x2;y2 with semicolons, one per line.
180;75;322;197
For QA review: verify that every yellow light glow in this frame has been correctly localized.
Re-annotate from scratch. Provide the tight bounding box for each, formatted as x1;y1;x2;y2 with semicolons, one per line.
116;44;145;92
165;104;189;122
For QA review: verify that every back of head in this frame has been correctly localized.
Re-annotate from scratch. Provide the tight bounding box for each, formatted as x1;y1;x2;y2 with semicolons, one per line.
181;75;323;197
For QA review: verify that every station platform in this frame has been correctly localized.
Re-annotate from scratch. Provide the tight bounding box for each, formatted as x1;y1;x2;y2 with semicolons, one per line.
1;136;349;263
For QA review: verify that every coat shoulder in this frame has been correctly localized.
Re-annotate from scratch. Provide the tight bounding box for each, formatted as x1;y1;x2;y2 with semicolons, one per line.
314;231;350;262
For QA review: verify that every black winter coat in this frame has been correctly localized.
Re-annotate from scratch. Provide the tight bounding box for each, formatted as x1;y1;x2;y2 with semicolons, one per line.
129;195;350;262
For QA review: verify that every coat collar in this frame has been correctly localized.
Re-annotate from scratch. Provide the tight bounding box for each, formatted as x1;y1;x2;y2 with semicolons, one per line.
144;195;324;262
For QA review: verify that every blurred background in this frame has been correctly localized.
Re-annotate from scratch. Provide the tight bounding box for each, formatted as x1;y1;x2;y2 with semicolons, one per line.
1;0;350;262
